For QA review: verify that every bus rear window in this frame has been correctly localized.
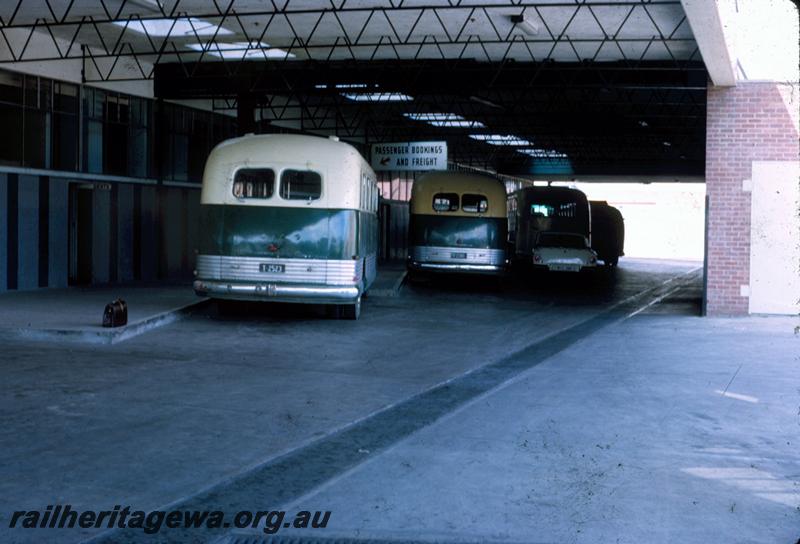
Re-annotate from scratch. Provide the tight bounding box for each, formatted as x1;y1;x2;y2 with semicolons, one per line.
233;169;275;199
280;170;322;200
531;202;576;217
462;194;488;213
432;193;459;212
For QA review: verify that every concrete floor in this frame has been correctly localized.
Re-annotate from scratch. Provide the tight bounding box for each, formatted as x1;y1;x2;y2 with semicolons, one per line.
3;259;796;543
272;292;800;544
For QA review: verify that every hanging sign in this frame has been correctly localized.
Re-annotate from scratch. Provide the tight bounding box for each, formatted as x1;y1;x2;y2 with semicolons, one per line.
371;141;447;171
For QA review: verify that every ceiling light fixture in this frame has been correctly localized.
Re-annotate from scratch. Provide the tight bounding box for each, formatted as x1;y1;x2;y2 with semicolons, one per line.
510;14;539;36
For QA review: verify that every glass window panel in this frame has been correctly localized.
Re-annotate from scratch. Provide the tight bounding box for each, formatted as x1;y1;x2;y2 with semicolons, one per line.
462;193;488;213
52;111;78;171
432;193;459;212
280;170;322;200
234;169;275;199
0;72;23;105
23;109;47;168
0;103;23;165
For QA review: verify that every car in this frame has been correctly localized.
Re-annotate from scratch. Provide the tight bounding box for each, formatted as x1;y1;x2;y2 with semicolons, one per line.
531;232;598;272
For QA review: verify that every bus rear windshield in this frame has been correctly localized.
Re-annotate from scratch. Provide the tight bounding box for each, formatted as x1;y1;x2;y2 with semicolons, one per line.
432;193;459;212
233;169;275;199
530;202;577;218
462;194;488;213
280;170;322;200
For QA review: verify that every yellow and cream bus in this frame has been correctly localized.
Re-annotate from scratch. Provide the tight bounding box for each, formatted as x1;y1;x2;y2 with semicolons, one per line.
407;171;509;277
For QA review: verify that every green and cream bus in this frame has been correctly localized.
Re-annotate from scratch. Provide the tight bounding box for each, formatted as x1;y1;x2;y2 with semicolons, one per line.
193;134;378;319
407;171;509;277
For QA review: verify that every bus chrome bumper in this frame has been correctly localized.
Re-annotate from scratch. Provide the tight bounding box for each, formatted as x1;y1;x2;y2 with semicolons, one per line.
408;246;507;275
193;280;360;304
409;262;506;274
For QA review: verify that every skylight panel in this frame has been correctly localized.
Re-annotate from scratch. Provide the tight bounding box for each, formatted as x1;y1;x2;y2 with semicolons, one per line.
187;42;295;59
469;134;533;146
404;113;485;128
114;18;233;37
342;93;413;102
518;148;568;158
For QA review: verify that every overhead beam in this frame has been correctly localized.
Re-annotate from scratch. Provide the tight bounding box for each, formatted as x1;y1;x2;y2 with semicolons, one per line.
153;60;708;99
680;0;737;86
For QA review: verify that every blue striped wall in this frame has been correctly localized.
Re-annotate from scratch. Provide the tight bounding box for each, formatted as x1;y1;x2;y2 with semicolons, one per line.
0;173;200;292
0;174;7;291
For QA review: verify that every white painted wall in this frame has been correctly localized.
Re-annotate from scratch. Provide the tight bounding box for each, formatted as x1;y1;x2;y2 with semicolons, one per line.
748;161;800;315
726;0;800;83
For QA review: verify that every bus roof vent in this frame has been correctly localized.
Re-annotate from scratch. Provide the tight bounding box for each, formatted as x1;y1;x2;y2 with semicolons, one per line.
328;135;340;142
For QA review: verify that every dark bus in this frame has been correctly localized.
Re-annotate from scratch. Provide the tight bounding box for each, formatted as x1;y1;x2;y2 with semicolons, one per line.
590;200;625;267
510;186;597;272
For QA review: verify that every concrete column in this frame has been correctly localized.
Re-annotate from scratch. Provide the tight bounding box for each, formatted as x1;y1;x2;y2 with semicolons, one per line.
48;177;69;288
139;186;158;282
117;183;135;283
162;187;186;278
92;186;111;284
17;175;39;291
237;93;256;136
186;188;201;275
0;174;6;292
704;82;800;315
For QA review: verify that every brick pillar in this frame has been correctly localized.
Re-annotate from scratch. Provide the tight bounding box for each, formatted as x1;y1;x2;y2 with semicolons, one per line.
705;82;800;315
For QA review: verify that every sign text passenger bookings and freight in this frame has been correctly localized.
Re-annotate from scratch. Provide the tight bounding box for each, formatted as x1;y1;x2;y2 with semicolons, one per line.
371;141;448;171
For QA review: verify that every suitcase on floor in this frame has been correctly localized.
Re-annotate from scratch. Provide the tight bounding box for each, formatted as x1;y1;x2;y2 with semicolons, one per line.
102;299;128;328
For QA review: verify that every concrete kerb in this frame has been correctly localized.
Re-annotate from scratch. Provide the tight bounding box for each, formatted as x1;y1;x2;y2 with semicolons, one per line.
368;270;408;298
12;298;211;345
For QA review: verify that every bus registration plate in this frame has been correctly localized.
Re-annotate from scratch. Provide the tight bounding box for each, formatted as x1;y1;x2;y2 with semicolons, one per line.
450;252;467;259
259;263;285;273
550;264;580;272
